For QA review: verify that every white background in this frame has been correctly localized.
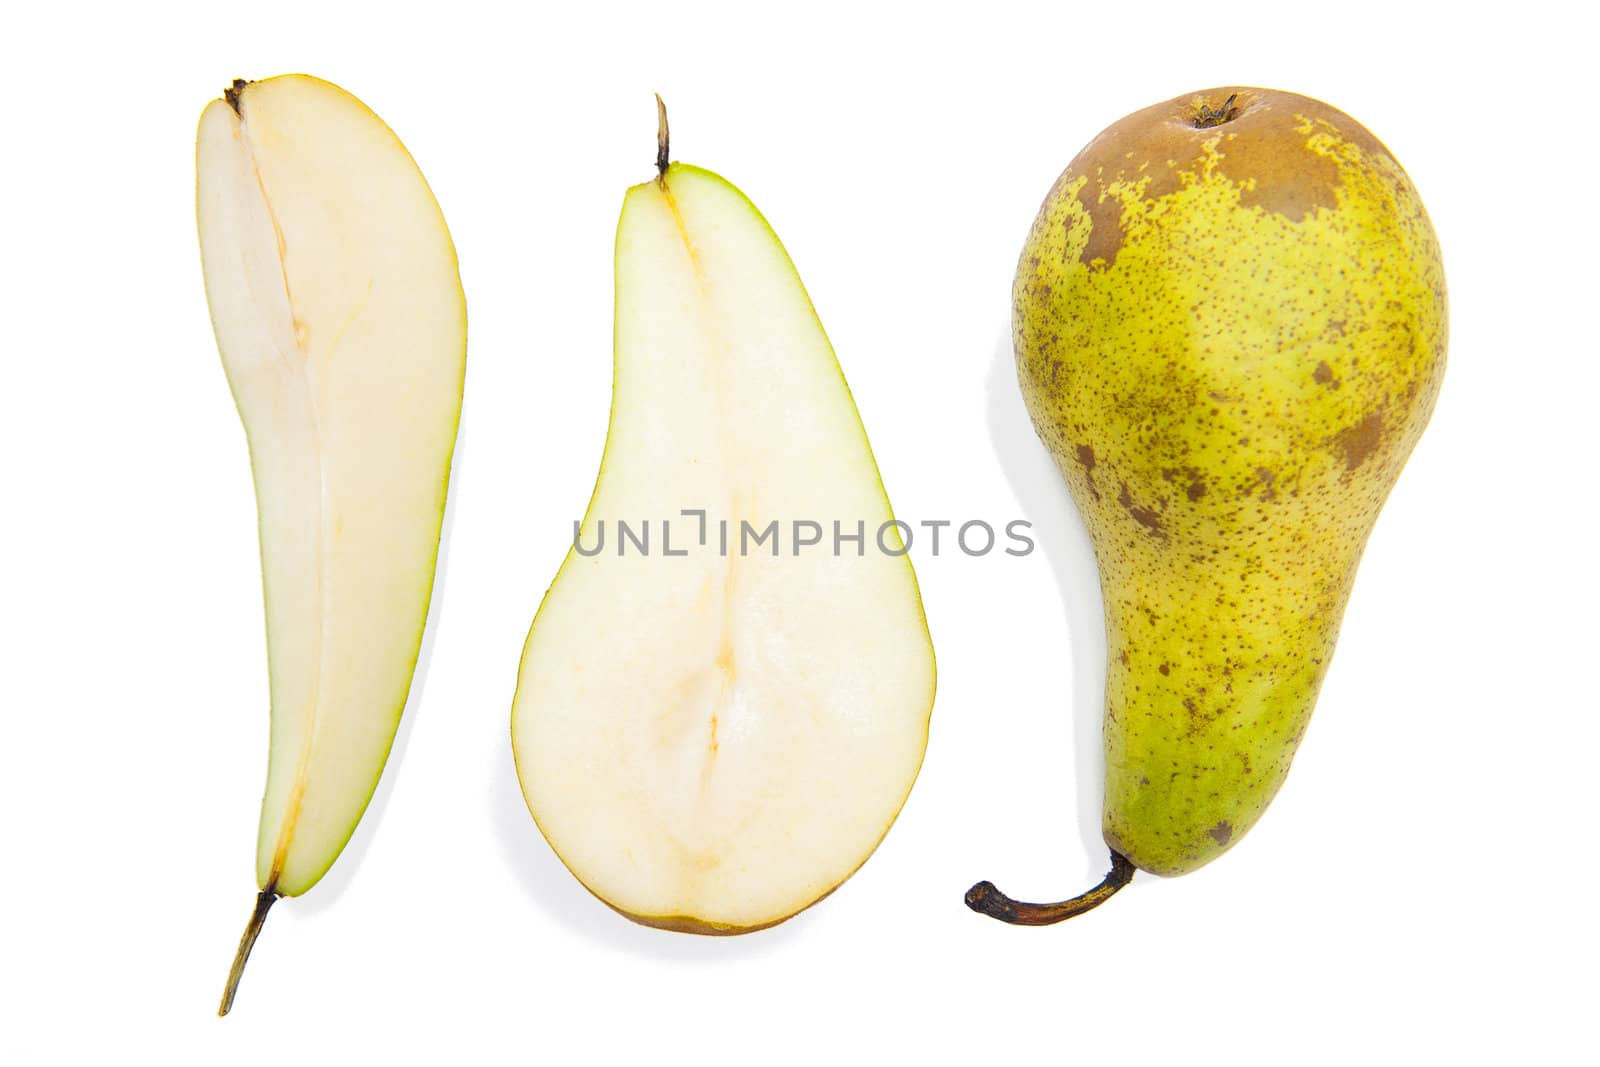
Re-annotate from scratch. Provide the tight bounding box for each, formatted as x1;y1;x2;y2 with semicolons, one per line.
2;1;1594;1062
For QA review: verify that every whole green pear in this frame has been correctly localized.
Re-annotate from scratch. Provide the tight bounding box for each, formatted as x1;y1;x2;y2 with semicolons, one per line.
968;87;1446;924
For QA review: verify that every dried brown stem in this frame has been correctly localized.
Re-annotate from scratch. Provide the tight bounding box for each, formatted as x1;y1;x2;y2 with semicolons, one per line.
965;850;1136;925
217;888;277;1016
655;93;670;180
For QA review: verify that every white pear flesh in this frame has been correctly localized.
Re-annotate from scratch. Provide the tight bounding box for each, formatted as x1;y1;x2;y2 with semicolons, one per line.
197;75;465;899
511;163;935;933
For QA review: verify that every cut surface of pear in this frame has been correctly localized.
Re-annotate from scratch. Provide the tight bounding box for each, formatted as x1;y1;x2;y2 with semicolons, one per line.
197;74;465;1011
511;157;934;933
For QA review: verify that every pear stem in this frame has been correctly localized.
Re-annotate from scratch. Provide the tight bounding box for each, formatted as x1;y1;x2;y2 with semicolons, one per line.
654;93;670;181
965;850;1136;926
218;888;277;1016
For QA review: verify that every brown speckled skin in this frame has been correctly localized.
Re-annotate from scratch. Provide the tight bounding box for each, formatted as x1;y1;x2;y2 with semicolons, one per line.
1014;88;1446;876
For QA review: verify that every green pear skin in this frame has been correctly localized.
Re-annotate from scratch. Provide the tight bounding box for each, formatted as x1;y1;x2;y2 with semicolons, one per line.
1012;88;1446;882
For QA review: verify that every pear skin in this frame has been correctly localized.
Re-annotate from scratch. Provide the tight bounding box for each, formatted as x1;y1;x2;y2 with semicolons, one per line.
969;87;1445;922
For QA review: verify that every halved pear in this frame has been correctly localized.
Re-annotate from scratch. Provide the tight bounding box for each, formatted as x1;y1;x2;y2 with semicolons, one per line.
197;75;465;1013
510;111;935;934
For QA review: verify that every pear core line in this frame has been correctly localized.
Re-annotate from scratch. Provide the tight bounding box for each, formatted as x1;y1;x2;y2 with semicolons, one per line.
965;851;1136;925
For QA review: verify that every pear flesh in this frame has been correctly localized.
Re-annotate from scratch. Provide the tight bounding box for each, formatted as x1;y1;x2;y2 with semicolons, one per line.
972;87;1445;922
197;75;465;1008
511;159;935;933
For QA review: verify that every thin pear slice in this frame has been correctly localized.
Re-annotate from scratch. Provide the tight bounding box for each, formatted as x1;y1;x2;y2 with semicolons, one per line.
510;121;935;933
197;75;465;1013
